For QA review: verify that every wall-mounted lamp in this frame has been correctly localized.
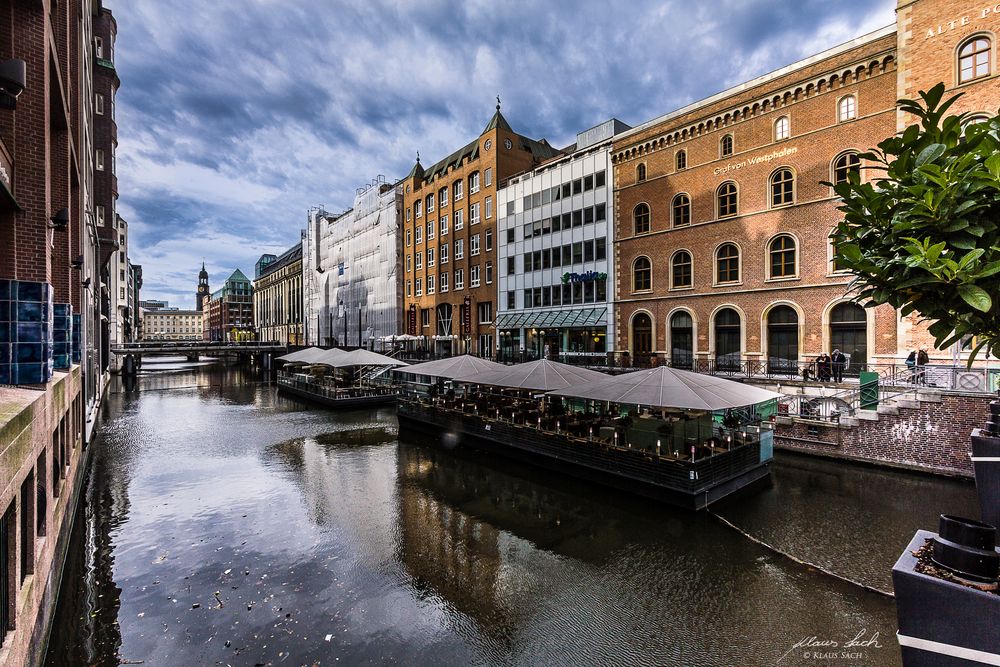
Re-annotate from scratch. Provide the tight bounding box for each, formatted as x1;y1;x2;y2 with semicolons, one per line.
0;59;26;110
71;255;84;270
81;277;92;289
48;208;69;230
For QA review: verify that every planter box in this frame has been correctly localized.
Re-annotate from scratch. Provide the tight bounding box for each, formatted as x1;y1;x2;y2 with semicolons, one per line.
972;424;1000;531
892;530;1000;666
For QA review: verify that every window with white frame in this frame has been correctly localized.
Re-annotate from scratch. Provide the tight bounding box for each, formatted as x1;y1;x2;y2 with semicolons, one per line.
415;252;422;270
455;268;464;289
427;247;435;267
469;171;480;194
485;261;493;284
439;187;448;208
96;149;105;171
455;238;464;259
440;243;449;263
406;280;412;297
485;228;493;251
838;96;857;122
415;226;422;244
427;274;435;294
471;265;481;287
406;254;412;272
485;196;493;219
95;94;104;115
484;167;493;186
470;202;480;226
406;229;412;246
415;278;422;296
440;215;448;236
426;194;434;213
774;116;790;141
97;205;105;226
440;271;449;292
427;221;434;240
453;180;463;202
415;200;422;218
454;209;464;230
471;234;481;256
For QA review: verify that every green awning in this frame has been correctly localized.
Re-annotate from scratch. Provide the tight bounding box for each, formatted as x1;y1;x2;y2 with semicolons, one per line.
494;307;607;330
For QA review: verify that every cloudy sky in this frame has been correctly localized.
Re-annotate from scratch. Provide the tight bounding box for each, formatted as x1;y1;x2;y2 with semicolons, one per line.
110;0;895;309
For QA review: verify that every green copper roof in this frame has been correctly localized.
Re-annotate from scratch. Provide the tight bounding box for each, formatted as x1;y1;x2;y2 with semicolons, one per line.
482;109;512;134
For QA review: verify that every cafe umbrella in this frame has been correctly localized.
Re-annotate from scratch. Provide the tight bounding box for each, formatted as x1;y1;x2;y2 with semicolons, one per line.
547;365;785;410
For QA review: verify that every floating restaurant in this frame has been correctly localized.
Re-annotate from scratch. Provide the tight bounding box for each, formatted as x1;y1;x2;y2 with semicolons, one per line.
396;356;781;509
275;347;405;408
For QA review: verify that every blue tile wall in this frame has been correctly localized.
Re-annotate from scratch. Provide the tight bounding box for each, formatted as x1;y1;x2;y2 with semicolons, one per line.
71;313;82;364
53;303;72;371
0;279;54;385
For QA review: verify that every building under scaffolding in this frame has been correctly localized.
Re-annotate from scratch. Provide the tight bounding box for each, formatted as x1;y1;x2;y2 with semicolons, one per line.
303;177;404;348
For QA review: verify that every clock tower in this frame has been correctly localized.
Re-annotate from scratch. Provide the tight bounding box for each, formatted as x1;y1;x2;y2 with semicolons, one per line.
196;262;210;311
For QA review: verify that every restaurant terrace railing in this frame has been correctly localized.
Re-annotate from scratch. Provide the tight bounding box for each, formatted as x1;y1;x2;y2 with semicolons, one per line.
398;397;770;494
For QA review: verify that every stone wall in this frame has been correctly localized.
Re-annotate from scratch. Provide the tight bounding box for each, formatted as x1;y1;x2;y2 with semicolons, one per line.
774;391;992;476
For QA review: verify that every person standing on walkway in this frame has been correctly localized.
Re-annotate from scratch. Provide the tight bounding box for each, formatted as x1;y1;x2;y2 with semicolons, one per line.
817;352;832;383
917;349;929;385
831;348;847;383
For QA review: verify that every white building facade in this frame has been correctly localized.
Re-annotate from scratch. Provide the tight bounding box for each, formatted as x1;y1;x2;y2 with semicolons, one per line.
495;119;629;364
303;177;404;348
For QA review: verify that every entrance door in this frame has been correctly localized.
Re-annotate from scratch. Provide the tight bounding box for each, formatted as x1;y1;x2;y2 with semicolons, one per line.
767;305;799;374
830;303;867;374
714;308;741;371
670;311;694;369
632;313;653;361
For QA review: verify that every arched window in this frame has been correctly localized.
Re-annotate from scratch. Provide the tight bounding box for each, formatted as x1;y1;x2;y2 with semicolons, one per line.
633;203;650;235
767;305;799;374
774;116;790;141
672;193;691;227
770;168;795;207
958;36;991;84
838;95;857;122
717;181;738;218
636;163;646;182
830;302;868;373
716;243;740;283
833;152;861;185
671;251;692;288
720;134;733;157
676;150;687;170
714;308;741;371
633;256;652;292
769;235;797;278
670;311;694;369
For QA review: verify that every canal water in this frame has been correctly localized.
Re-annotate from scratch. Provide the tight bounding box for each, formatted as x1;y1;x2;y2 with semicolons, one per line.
45;361;978;666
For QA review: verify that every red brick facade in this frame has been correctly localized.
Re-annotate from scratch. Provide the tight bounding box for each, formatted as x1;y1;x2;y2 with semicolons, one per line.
611;0;1000;371
775;392;993;476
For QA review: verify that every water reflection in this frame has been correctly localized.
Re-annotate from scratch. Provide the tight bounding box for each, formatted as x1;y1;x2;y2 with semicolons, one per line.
45;362;977;666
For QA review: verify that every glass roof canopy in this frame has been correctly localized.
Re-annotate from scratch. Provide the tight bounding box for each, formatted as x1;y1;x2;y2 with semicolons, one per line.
494;307;607;330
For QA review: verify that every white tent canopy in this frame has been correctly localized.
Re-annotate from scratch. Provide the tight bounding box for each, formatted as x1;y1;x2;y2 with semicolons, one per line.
452;358;609;392
547;365;785;411
395;354;504;379
328;348;407;368
277;347;329;364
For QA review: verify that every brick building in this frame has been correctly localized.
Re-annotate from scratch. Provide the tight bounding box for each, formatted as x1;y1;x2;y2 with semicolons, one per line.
0;1;117;663
610;0;1000;378
202;268;254;342
401;103;560;356
253;245;303;346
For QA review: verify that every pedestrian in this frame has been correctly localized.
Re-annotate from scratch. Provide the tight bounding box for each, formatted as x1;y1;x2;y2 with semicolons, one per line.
817;352;831;383
905;349;917;383
917;348;929;385
831;348;847;383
